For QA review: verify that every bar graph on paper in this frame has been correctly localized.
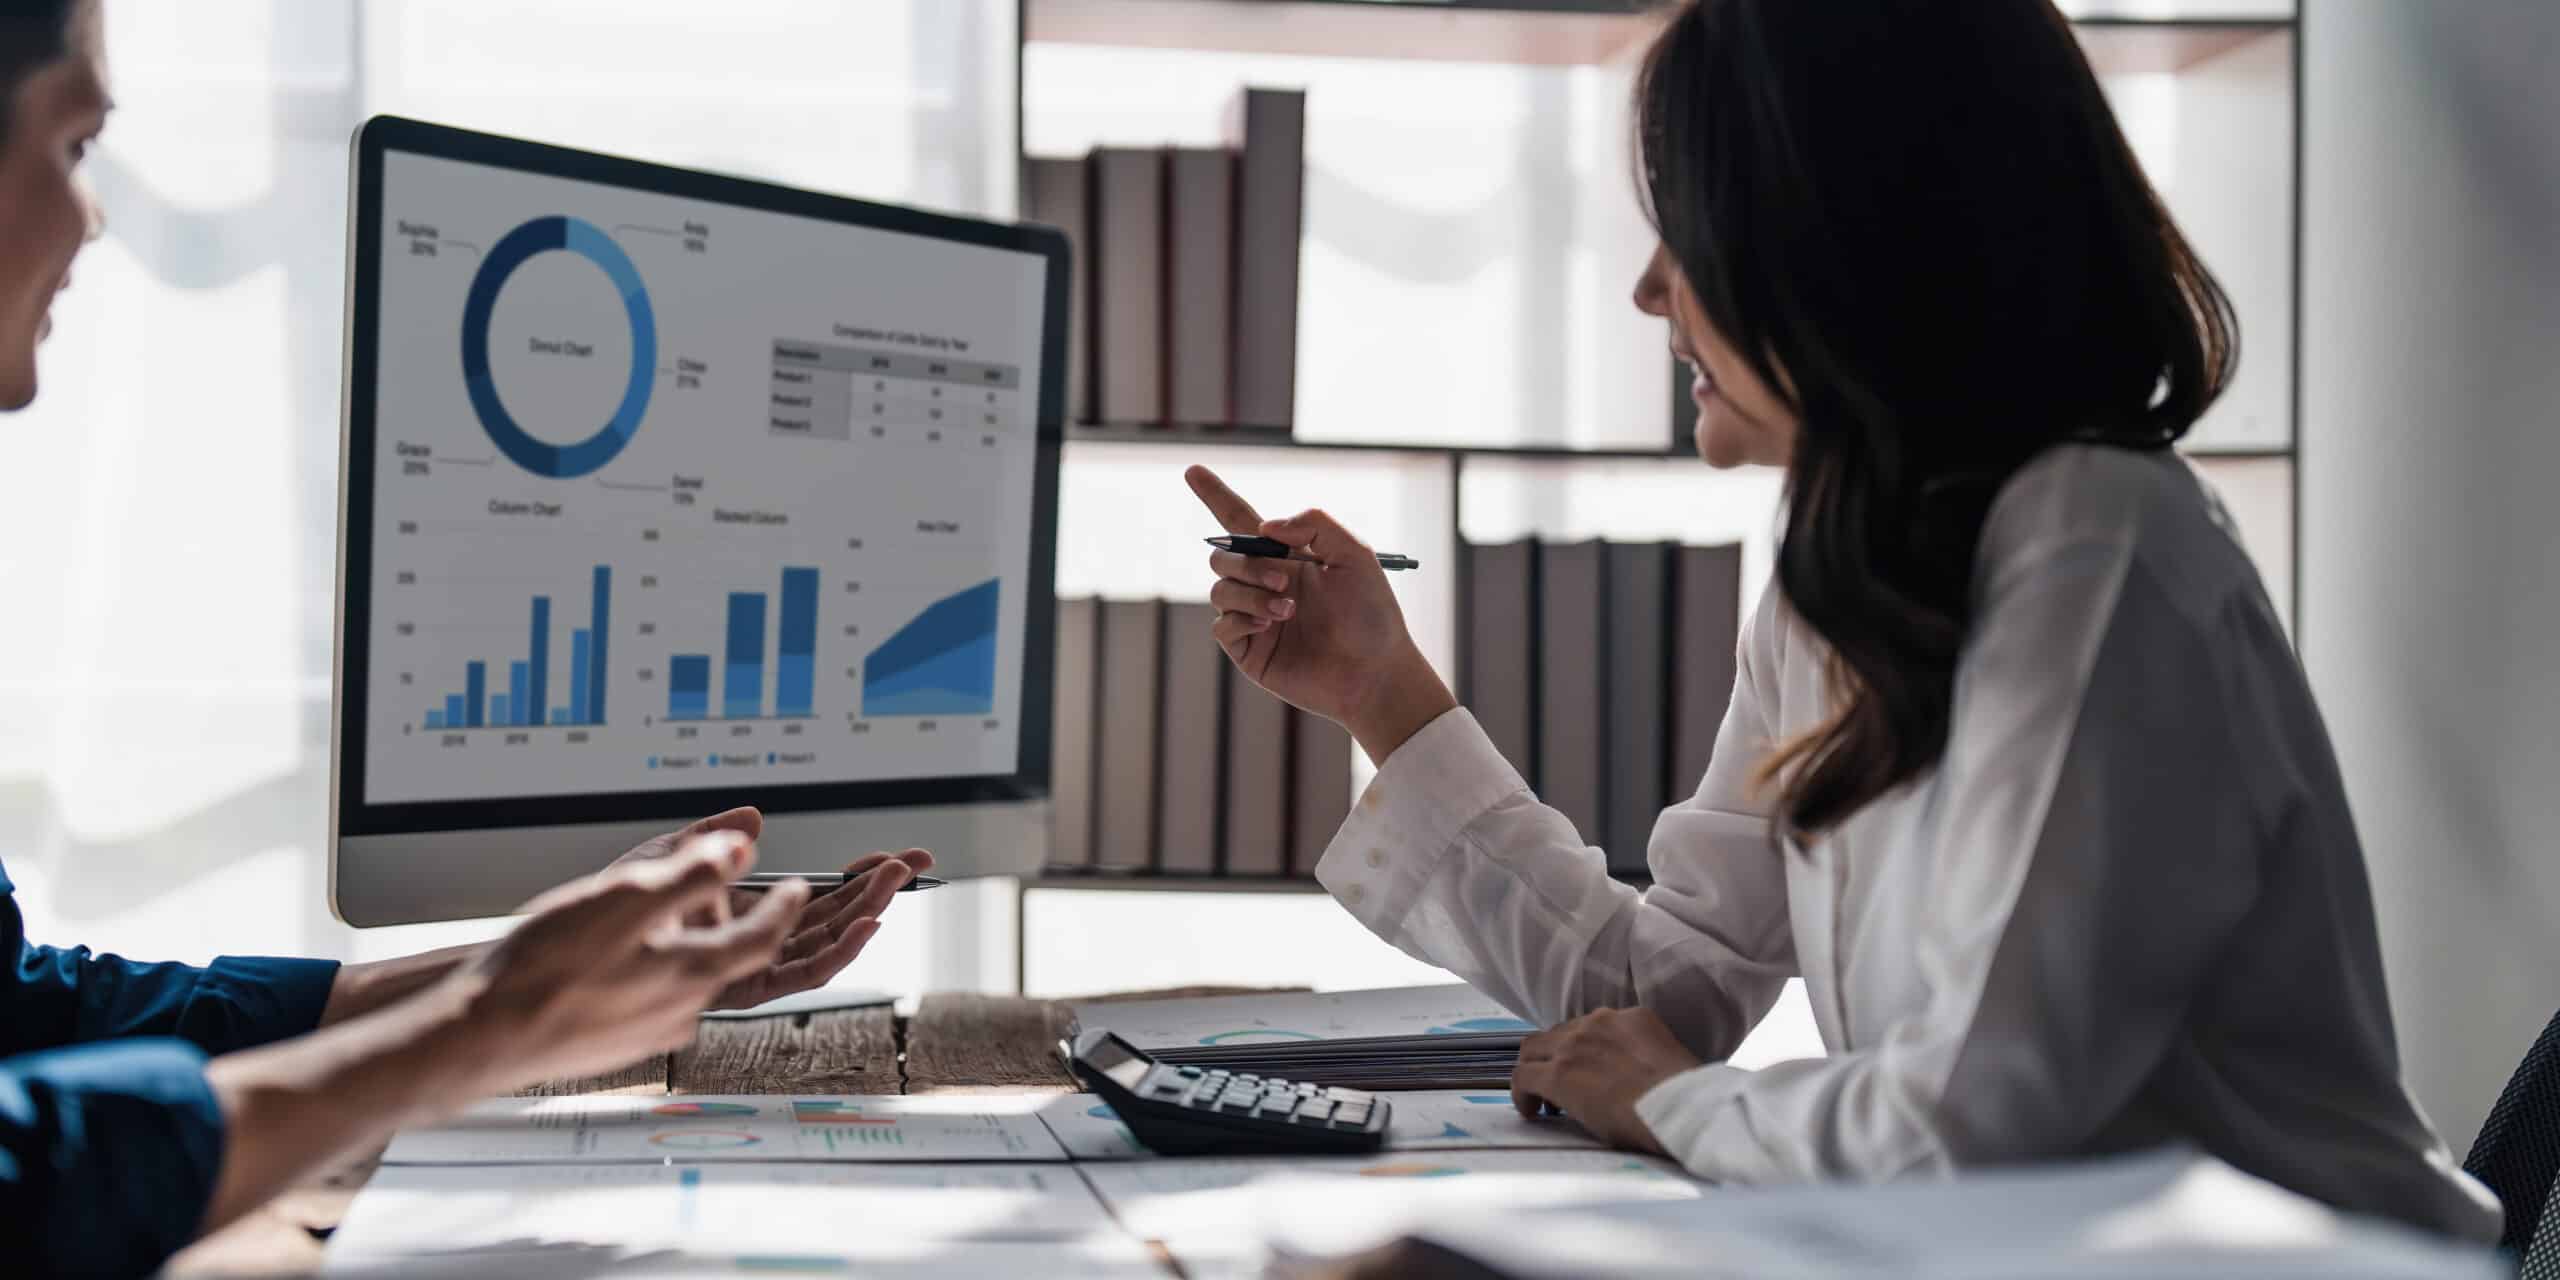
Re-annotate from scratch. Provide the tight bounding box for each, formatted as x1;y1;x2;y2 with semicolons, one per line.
424;566;613;731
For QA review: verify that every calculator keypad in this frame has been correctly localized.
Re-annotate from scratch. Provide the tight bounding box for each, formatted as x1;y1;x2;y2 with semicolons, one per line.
1135;1064;1384;1133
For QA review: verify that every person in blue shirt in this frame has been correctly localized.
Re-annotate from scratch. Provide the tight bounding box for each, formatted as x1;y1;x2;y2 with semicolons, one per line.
0;3;937;1270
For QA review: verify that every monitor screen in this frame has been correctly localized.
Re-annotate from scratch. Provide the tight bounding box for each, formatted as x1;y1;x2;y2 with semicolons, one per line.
337;118;1063;838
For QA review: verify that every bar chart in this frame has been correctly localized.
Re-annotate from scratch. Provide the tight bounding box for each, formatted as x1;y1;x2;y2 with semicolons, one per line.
667;566;820;722
425;566;613;730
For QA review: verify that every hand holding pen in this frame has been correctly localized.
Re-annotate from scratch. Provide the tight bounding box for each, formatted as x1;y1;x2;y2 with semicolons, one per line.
1187;465;1460;765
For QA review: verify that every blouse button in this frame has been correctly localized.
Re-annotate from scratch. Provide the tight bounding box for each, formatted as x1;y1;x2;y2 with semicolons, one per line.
1367;848;1388;869
1344;884;1369;906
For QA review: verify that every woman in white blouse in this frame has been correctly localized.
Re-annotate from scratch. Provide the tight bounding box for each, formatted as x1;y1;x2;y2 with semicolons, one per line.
1186;0;2498;1243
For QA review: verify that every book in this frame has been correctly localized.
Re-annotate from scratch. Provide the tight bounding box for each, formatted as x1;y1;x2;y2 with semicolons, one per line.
1222;679;1294;876
1167;147;1236;428
1156;604;1229;874
1225;87;1306;432
1089;147;1165;426
1067;985;1538;1091
1022;156;1093;427
1671;543;1744;806
1460;539;1539;782
1537;540;1608;846
1094;599;1166;870
1048;597;1100;869
1288;707;1354;875
1604;542;1673;875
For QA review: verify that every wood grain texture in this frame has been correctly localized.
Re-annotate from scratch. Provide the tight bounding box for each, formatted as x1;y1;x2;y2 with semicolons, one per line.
906;987;1307;1094
905;993;1079;1093
517;1054;670;1097
670;1006;901;1095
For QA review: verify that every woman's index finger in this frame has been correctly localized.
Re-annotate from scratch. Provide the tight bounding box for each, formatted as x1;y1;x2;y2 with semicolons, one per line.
1185;464;1266;536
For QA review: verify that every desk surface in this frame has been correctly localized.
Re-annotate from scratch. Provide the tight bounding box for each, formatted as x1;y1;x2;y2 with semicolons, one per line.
166;990;1224;1277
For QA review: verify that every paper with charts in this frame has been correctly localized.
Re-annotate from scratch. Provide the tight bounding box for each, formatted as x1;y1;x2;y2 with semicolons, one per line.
326;1162;1138;1276
1081;1148;1704;1244
1069;984;1534;1048
1040;1090;1604;1159
380;1094;1066;1164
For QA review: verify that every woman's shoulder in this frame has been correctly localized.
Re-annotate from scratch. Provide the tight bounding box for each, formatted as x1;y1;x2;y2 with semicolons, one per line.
1977;441;2267;621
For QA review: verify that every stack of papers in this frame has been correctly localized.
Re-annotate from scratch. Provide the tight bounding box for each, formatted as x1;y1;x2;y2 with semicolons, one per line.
1249;1148;2506;1280
1070;984;1537;1090
327;1164;1149;1278
379;1094;1067;1165
1077;1149;1705;1279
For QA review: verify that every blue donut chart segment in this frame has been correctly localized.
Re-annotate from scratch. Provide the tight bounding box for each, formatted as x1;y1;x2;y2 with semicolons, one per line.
460;214;657;478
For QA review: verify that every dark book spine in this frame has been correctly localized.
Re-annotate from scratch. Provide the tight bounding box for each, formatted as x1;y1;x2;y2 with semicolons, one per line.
1460;539;1540;783
1089;148;1166;426
1167;147;1237;427
1537;540;1609;847
1048;597;1100;869
1671;543;1745;807
1288;708;1354;875
1222;680;1295;876
1093;599;1166;870
1023;156;1093;426
1156;603;1230;874
1227;87;1306;431
1604;542;1673;874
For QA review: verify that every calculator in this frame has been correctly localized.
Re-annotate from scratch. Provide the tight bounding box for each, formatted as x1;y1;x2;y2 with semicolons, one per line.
1064;1028;1392;1155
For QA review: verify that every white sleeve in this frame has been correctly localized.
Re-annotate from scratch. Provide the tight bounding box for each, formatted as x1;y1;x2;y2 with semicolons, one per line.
1313;593;1798;1061
1632;538;2265;1183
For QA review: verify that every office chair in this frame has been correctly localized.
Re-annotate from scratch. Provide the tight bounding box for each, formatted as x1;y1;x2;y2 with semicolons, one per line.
2466;1006;2560;1273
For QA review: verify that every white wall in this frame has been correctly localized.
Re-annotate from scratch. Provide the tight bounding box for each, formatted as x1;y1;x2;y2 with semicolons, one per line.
2301;0;2560;1154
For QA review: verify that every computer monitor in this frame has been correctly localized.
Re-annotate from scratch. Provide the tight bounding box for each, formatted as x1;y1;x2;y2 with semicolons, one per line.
331;117;1067;926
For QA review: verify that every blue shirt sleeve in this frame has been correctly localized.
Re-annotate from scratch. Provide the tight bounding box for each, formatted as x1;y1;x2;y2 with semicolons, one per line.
1;859;340;1057
0;857;342;1272
0;1038;229;1277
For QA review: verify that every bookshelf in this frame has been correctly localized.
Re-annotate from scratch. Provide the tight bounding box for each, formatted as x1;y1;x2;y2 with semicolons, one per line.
1017;0;2304;904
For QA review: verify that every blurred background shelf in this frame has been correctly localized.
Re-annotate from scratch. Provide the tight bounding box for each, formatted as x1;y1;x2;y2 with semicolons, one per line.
1027;0;1666;69
1064;423;1696;461
1065;425;2296;464
1029;0;2292;74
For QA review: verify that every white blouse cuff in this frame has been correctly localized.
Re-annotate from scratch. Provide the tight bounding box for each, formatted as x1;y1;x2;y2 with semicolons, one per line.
1635;1061;1754;1181
1314;707;1530;935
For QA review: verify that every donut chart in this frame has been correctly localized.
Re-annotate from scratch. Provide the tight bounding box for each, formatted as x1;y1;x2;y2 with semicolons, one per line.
461;214;656;478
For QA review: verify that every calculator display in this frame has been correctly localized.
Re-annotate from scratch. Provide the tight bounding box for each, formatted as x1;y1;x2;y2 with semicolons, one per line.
1084;1034;1152;1090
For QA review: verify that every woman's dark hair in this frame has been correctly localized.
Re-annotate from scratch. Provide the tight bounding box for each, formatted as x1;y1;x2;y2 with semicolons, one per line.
1635;0;2236;838
0;0;82;136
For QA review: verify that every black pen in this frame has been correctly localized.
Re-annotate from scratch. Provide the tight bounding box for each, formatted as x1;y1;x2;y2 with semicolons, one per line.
1207;534;1419;572
732;872;946;893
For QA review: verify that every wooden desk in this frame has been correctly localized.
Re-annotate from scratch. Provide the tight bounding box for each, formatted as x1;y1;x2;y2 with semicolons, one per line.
166;992;1194;1276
